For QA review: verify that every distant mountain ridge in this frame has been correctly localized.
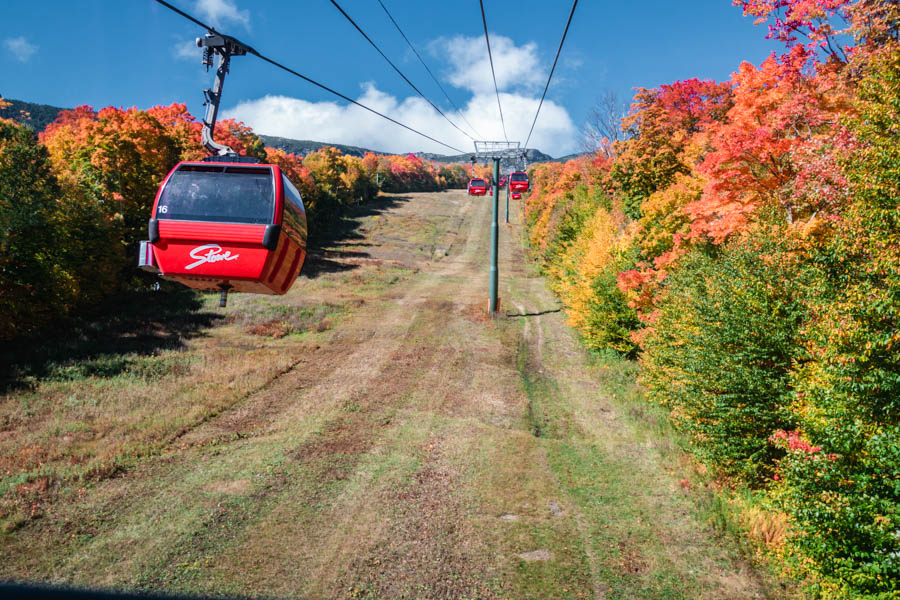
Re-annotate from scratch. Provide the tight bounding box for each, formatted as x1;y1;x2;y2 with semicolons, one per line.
260;136;556;164
418;147;554;164
1;98;559;162
257;135;387;158
553;152;589;163
0;98;67;132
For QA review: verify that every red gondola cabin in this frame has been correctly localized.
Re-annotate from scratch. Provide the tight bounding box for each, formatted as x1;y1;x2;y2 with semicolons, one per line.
139;161;307;296
467;178;488;196
509;171;529;192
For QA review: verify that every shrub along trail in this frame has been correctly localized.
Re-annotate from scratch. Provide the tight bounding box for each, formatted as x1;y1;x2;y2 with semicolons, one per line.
1;190;769;599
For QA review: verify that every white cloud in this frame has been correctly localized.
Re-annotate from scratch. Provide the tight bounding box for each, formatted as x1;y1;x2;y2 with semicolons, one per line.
563;54;584;70
173;39;199;60
221;34;578;157
174;1;247;61
433;34;544;93
4;36;37;63
194;0;249;29
222;84;577;157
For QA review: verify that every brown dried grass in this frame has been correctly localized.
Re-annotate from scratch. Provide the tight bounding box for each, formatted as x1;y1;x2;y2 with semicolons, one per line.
745;506;789;548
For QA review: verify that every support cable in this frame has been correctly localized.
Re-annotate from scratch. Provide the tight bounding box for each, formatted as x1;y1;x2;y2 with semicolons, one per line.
329;0;475;141
376;0;483;139
153;0;466;154
523;0;578;150
478;0;508;142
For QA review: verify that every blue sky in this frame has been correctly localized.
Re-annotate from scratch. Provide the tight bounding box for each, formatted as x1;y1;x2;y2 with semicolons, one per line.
1;0;783;156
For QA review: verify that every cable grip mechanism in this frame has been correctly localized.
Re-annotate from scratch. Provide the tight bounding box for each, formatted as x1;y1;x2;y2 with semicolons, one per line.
196;33;248;157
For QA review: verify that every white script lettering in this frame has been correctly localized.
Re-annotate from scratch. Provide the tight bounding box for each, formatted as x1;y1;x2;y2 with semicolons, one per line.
185;244;240;270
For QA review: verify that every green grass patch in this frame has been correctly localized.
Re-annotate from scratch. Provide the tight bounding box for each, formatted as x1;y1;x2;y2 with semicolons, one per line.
43;353;193;383
515;334;574;441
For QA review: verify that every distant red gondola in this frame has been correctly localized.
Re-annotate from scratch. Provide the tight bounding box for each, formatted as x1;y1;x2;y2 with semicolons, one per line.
508;171;529;192
139;160;307;297
467;177;488;196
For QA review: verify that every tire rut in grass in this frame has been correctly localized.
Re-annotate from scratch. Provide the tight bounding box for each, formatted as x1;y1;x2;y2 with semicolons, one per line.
133;360;417;592
171;343;354;449
511;303;610;599
508;268;768;598
335;435;503;600
133;309;454;593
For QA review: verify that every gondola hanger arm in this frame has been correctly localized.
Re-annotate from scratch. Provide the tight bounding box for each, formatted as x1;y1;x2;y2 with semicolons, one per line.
197;33;251;157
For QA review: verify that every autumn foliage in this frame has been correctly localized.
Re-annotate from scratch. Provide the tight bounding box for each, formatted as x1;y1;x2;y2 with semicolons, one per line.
523;1;899;595
0;101;468;340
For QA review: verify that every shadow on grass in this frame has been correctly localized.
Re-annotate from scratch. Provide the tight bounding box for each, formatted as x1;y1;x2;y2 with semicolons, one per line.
301;194;412;279
0;286;222;393
300;255;359;278
506;308;562;318
0;194;413;391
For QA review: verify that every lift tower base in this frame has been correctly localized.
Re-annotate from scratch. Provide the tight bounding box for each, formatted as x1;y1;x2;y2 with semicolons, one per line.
474;141;522;315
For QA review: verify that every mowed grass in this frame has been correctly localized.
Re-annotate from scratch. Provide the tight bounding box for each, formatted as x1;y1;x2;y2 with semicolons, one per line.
0;191;771;599
495;268;769;598
0;293;346;533
0;195;423;539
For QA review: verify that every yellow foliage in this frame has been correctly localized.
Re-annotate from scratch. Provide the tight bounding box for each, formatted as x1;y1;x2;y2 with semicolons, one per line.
634;171;705;262
550;207;627;332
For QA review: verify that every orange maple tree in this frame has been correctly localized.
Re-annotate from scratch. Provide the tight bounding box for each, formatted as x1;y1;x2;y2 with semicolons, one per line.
690;46;854;243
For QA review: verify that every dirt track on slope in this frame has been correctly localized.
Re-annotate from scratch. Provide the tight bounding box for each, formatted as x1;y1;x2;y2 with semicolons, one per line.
1;190;770;599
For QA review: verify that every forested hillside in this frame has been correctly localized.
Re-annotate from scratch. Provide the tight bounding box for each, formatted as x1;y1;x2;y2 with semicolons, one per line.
0;98;66;132
523;1;899;597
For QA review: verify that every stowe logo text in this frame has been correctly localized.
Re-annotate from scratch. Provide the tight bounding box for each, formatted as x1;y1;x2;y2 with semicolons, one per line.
185;244;240;270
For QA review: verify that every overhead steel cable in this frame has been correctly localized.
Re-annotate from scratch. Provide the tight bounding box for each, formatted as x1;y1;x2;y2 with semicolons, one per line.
524;0;578;150
329;0;475;142
376;0;483;140
250;54;466;153
478;0;507;142
152;0;467;154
